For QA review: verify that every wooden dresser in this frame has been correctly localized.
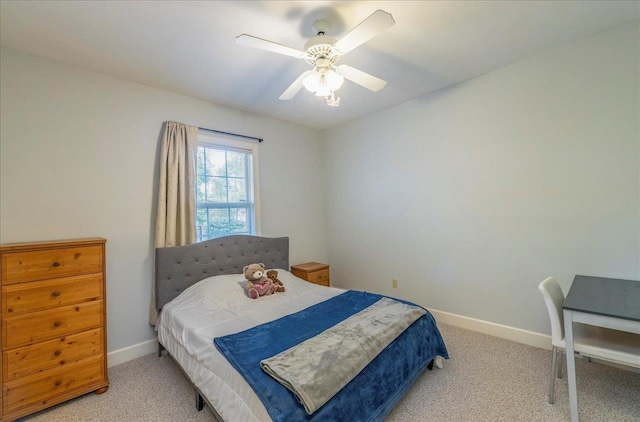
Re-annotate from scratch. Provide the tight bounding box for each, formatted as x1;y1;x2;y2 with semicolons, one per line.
0;238;108;421
290;262;330;287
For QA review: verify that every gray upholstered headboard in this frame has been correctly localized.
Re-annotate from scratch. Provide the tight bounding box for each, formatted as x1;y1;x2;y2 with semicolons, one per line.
155;235;289;311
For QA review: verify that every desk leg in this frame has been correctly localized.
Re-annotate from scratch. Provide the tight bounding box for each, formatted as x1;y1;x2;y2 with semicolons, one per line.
563;309;579;422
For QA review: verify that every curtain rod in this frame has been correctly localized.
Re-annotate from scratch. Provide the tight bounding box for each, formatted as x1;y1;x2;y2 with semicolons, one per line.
198;127;263;143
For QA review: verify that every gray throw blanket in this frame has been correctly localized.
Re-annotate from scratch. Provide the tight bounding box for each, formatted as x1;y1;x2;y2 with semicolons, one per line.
260;297;426;415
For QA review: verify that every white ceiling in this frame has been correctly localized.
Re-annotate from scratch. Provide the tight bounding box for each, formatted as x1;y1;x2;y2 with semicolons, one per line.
1;1;638;130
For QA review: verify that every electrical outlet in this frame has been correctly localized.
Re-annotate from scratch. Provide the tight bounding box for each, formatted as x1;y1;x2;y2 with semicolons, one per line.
392;279;398;288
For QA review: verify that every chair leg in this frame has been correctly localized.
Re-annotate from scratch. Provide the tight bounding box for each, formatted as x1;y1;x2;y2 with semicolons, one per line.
548;346;558;404
556;349;563;379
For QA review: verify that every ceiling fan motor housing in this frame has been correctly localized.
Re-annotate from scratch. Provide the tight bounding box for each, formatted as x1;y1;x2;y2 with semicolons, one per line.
304;35;340;65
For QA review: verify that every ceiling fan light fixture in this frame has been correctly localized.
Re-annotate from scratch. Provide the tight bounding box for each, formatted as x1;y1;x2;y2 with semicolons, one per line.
324;69;344;91
304;69;343;97
314;77;332;97
302;70;321;92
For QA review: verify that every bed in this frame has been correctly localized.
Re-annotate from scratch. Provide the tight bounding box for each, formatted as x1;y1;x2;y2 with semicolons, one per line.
155;235;448;421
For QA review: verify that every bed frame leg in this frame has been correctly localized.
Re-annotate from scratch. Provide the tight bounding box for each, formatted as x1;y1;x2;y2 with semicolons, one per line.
427;359;434;370
157;342;165;357
195;391;204;411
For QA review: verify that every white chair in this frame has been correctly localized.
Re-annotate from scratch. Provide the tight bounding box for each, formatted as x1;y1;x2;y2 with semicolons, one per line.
538;277;640;404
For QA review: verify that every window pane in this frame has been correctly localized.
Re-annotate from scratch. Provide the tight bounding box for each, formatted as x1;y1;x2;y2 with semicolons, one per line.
205;148;226;177
227;151;246;177
228;178;247;202
207;208;231;238
229;208;249;233
196;177;206;203
196;208;208;242
206;176;227;202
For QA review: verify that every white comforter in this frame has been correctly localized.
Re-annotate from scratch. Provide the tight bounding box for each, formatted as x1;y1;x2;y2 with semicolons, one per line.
156;270;344;422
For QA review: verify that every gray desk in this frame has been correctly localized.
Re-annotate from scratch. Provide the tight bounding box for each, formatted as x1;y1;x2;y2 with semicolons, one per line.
562;275;640;422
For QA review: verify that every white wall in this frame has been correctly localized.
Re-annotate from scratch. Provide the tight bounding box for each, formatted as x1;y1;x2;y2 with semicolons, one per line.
324;21;639;335
0;49;328;352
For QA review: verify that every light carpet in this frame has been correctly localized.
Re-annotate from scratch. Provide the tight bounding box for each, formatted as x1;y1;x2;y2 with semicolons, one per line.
20;324;640;421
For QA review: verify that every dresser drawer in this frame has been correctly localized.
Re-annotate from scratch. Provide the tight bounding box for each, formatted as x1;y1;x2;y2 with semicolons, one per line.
307;269;330;286
2;300;103;349
3;354;104;415
1;245;103;285
3;328;103;381
2;273;103;315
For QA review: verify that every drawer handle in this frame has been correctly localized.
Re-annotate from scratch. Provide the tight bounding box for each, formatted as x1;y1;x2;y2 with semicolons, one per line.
52;290;61;297
52;261;61;267
53;321;62;327
54;380;62;387
54;349;62;356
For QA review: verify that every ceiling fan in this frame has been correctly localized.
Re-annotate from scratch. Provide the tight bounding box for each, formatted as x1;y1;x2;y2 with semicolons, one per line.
236;10;395;106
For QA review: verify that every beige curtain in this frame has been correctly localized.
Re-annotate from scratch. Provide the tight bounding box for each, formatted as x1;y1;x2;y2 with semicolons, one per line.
149;121;198;325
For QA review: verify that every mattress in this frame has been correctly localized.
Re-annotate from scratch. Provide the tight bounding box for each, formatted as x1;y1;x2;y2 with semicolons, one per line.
156;270;344;421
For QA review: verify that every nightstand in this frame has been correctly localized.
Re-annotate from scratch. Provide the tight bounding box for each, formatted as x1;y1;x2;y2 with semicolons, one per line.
290;262;330;287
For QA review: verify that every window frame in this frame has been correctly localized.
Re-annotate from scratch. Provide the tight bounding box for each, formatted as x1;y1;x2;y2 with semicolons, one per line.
196;130;261;240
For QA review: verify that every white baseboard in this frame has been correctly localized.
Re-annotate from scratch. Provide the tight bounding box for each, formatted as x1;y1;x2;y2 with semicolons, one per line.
428;308;552;351
107;338;157;367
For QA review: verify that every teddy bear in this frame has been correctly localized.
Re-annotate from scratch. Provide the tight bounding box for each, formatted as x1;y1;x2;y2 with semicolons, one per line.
243;263;275;299
266;269;285;293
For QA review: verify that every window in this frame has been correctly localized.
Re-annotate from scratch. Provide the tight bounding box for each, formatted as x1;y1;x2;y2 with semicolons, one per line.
195;132;260;241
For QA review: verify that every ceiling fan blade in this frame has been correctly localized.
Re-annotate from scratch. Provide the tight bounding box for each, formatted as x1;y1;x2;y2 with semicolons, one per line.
333;10;395;55
236;34;306;59
279;71;313;100
337;65;386;92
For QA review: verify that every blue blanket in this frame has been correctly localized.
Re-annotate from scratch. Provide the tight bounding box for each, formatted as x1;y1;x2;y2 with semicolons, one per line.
214;290;448;422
